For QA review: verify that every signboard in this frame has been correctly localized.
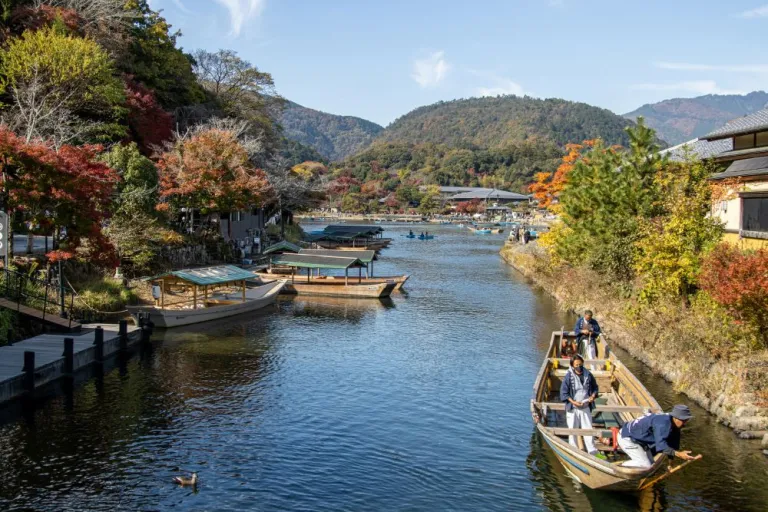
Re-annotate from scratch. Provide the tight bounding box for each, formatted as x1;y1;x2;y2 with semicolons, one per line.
0;211;7;267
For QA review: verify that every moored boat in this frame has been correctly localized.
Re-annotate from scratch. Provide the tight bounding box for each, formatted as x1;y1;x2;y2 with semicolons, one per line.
128;265;285;328
280;280;396;298
531;330;687;491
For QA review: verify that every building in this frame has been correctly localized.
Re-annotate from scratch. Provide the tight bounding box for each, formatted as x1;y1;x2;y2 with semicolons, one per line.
699;109;768;249
434;186;530;204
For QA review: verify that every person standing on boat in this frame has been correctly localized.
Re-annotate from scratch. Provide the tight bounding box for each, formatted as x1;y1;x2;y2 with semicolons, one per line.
559;355;600;456
574;310;601;361
617;405;701;468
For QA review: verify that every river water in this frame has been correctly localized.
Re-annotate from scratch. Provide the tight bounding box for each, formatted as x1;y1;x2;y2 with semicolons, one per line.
0;225;766;511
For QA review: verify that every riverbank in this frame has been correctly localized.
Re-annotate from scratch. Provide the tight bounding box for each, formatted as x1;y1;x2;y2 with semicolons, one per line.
500;241;768;450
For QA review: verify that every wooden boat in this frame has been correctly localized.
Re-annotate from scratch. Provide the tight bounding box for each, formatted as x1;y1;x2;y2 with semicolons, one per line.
128;265;285;328
531;330;674;491
308;274;409;290
279;280;396;298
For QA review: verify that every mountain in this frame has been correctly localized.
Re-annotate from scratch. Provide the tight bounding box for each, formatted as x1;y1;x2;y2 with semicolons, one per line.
376;96;638;148
623;91;768;145
280;101;384;161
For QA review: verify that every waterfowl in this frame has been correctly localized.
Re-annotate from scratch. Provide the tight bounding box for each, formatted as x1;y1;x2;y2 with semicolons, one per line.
173;472;198;486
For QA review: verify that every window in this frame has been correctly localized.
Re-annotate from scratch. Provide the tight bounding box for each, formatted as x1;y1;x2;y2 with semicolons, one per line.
742;197;768;233
734;133;755;150
756;131;768;148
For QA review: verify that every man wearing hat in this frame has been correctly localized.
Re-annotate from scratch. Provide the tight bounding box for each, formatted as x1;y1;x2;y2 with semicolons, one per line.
617;404;702;468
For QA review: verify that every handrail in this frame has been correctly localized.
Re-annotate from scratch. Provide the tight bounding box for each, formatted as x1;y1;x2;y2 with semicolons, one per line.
0;267;77;325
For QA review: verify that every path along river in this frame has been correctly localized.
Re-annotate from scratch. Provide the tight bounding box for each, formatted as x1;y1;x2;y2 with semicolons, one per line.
0;225;766;511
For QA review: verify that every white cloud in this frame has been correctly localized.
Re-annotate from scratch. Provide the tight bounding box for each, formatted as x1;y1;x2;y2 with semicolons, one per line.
630;80;747;95
654;61;768;73
476;80;525;97
214;0;266;37
411;51;450;88
736;4;768;18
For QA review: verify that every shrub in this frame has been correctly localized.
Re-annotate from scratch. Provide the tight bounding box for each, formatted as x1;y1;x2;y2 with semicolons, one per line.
700;243;768;349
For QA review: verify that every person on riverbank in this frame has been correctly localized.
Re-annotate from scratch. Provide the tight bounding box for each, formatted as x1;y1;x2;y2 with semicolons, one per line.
617;405;702;468
559;355;602;457
574;310;601;361
522;229;530;244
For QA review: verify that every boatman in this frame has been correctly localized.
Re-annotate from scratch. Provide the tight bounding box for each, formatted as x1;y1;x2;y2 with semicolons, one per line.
617;405;702;468
559;355;603;458
574;310;601;361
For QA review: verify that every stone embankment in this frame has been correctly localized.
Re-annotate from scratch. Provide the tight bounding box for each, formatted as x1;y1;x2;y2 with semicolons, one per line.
500;241;768;452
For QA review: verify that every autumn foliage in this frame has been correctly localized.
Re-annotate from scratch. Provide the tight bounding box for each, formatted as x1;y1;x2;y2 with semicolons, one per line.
124;77;174;154
455;199;485;214
700;243;768;345
0;126;118;263
529;142;593;211
157;128;273;214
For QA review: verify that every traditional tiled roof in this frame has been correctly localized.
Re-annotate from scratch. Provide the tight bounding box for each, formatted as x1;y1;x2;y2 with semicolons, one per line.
710;156;768;180
700;109;768;140
263;240;302;254
449;189;528;201
659;138;732;161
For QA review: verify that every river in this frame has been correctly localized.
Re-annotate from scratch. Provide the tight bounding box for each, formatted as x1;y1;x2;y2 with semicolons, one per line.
0;224;765;511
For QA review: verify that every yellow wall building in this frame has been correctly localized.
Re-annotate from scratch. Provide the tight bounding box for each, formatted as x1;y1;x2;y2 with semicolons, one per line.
700;110;768;250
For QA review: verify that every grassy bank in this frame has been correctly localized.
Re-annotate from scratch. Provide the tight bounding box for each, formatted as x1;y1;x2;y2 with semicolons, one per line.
501;242;768;440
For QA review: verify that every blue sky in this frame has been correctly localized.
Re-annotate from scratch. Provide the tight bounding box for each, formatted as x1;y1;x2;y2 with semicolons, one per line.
148;0;768;126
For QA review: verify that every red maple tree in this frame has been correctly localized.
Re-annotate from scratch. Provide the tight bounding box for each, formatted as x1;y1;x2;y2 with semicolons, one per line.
0;126;118;264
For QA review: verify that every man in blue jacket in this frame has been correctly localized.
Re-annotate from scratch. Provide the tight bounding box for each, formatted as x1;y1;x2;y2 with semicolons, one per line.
559;355;601;456
573;310;601;361
617;404;702;468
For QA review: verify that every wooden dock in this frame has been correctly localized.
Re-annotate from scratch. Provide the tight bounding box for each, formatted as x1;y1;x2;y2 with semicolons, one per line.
0;322;143;405
0;297;82;331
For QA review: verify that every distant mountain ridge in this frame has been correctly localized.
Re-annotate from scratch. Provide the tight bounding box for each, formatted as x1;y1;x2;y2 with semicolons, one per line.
623;91;768;145
377;96;638;148
280;101;384;161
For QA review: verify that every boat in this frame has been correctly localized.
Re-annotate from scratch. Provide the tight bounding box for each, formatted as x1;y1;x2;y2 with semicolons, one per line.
418;235;435;240
279;280;396;298
531;330;683;491
474;228;491;235
298;249;408;290
264;253;399;298
405;234;416;239
128;265;285;328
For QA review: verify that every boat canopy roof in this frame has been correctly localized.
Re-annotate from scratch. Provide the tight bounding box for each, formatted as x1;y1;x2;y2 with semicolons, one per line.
263;240;302;254
299;248;376;263
324;224;384;235
148;265;257;285
271;254;367;269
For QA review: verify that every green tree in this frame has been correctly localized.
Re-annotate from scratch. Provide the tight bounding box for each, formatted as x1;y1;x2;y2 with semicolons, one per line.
417;184;441;214
558;119;663;281
0;25;125;144
121;0;205;109
634;156;723;303
102;142;158;216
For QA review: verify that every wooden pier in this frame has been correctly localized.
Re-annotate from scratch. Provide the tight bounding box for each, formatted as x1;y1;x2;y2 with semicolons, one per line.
0;322;144;405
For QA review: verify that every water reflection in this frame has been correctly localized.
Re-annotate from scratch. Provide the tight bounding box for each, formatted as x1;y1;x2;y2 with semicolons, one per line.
0;225;765;511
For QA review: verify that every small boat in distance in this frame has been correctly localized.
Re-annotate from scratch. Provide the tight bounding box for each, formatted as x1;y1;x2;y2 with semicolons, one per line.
531;330;693;491
128;265;285;328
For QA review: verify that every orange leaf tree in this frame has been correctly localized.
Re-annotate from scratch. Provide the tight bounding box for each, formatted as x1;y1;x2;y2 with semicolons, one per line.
157;128;273;218
529;141;593;212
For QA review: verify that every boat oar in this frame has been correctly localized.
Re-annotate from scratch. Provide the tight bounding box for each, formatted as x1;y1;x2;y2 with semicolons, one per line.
638;455;702;490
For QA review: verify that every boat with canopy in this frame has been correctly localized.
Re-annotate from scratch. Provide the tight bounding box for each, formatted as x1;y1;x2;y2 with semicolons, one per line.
260;254;397;298
128;265;285;328
297;249;409;289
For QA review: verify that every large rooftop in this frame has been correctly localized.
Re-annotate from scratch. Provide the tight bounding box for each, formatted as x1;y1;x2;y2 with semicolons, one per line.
448;189;529;201
710;156;768;181
700;109;768;141
659;138;733;161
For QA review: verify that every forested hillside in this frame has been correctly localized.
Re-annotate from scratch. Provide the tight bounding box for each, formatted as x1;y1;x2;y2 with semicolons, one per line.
378;96;637;148
0;0;327;275
624;91;768;145
280;101;383;161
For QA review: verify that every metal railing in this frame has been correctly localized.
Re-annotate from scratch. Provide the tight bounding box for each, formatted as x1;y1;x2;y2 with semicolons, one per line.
0;267;76;329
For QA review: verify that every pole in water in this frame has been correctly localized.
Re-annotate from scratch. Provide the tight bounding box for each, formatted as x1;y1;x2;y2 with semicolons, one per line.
93;326;104;361
118;320;128;351
22;351;35;391
63;337;74;375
